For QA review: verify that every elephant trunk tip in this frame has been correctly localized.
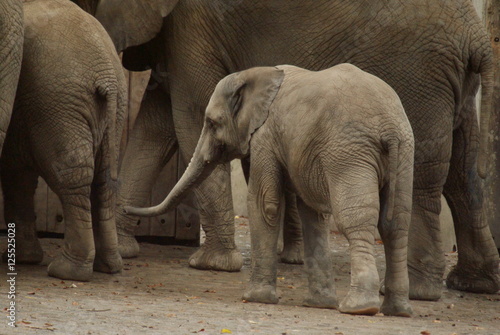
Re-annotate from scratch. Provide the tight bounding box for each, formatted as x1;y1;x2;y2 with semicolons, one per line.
123;206;133;215
123;205;148;216
122;203;169;217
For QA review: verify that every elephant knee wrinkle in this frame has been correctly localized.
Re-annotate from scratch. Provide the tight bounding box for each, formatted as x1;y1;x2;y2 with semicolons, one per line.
262;201;280;226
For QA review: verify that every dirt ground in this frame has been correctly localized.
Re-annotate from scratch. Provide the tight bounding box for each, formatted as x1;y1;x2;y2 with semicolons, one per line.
1;217;499;335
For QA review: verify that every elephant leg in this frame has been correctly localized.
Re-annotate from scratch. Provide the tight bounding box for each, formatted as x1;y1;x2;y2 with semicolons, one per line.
443;111;499;294
91;142;123;274
335;176;380;315
405;163;449;301
297;198;337;309
378;183;413;317
0;164;43;264
280;190;304;264
485;121;500;256
115;85;178;258
40;133;96;281
186;164;242;271
173;107;242;272
47;188;95;281
242;157;303;264
242;157;283;304
394;104;466;304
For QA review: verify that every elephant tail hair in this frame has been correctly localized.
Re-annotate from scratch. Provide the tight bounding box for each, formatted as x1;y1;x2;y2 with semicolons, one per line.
97;84;118;181
385;137;400;222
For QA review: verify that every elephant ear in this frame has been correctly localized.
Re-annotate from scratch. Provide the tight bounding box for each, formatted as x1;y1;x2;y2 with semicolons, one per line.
95;0;179;52
228;67;284;155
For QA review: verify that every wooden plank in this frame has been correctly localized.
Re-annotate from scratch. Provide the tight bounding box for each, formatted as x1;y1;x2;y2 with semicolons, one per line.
45;183;65;234
34;178;49;232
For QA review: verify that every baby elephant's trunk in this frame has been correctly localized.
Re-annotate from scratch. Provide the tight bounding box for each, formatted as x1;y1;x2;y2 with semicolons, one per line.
124;129;217;217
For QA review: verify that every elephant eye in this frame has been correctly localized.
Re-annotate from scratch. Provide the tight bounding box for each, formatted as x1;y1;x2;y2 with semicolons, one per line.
206;118;217;129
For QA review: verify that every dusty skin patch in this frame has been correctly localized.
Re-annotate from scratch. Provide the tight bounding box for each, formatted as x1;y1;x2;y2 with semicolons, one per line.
1;217;498;335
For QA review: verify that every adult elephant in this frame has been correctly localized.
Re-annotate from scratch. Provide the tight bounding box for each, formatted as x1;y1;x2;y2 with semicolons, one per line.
0;0;23;153
95;0;499;300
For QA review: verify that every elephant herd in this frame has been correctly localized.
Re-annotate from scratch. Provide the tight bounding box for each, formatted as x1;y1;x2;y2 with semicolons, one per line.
0;0;498;317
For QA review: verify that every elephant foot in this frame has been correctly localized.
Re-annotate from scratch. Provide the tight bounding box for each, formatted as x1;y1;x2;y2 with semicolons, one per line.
47;255;93;281
381;272;442;301
242;284;279;304
446;261;499;294
94;251;123;274
280;242;304;264
339;289;380;316
303;293;338;309
188;245;243;272
117;232;140;259
380;296;413;317
409;270;443;301
2;238;44;264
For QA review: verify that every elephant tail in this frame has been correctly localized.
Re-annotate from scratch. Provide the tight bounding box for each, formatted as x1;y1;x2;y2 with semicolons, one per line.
476;54;495;179
385;137;400;222
472;22;495;179
98;84;119;181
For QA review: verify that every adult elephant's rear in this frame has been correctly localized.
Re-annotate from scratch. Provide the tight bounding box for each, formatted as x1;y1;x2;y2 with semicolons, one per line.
0;0;23;152
95;0;499;299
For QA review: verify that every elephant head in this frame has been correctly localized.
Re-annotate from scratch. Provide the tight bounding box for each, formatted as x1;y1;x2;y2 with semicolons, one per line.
95;0;179;52
124;67;285;217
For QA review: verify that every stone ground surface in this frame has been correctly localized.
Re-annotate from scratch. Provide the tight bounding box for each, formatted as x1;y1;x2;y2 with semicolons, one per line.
1;217;499;335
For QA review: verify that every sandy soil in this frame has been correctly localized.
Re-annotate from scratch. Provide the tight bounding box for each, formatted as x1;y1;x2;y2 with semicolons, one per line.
1;217;499;335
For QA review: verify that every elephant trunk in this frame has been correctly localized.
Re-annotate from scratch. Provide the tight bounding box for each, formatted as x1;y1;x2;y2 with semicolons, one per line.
123;128;217;217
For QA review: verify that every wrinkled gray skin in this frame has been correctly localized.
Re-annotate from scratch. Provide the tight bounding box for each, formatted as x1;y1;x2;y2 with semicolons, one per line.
0;0;127;281
96;0;499;299
0;0;23;153
125;64;415;316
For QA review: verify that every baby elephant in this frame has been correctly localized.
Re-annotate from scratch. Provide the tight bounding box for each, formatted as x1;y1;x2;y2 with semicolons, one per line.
1;0;127;281
125;64;414;316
